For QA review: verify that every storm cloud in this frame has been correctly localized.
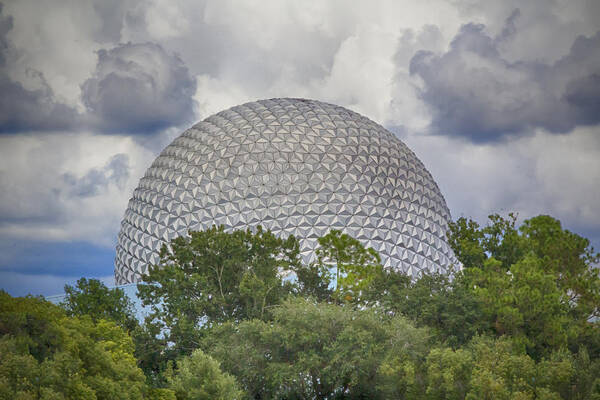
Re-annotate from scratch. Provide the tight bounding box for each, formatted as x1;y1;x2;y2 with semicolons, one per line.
62;154;129;197
0;4;80;133
410;11;600;142
0;76;82;134
81;42;197;134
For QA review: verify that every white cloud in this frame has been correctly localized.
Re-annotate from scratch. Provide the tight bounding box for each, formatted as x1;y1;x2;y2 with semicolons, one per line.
129;0;466;126
0;132;155;246
402;125;600;245
143;0;191;39
194;74;252;120
452;0;600;63
82;42;197;133
3;0;104;108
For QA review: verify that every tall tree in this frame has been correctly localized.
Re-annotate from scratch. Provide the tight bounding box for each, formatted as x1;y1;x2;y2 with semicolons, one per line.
363;268;489;347
203;298;430;400
448;214;600;359
467;256;574;359
137;225;300;365
164;349;243;400
447;217;486;270
314;229;382;303
61;277;138;332
520;215;600;321
0;291;151;399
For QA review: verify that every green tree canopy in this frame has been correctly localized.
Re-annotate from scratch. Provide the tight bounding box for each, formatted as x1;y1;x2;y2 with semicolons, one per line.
426;337;600;400
315;229;382;303
61;277;138;332
448;214;600;359
136;225;301;378
27;213;593;400
362;267;489;347
293;229;383;304
0;291;150;400
204;298;430;400
164;349;243;400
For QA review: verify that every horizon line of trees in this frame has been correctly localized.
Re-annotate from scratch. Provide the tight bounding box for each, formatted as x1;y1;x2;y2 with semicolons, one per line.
1;213;599;399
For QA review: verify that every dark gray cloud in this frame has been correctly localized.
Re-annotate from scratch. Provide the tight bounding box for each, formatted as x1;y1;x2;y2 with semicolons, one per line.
62;153;129;197
0;75;82;133
0;4;196;136
0;4;80;133
81;42;197;134
0;3;11;66
409;11;600;142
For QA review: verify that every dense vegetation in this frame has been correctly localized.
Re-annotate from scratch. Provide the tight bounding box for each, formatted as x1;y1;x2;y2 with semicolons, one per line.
1;214;599;399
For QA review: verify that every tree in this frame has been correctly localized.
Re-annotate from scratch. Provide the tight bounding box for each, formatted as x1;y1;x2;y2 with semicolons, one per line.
467;256;573;359
362;267;489;347
292;259;333;302
61;277;138;332
0;291;150;399
204;298;430;399
425;346;473;400
520;215;600;321
360;264;412;311
164;349;243;400
424;336;600;400
464;336;573;400
447;217;486;270
448;214;600;359
448;213;529;271
313;229;382;304
481;213;527;269
137;225;301;373
59;279;167;387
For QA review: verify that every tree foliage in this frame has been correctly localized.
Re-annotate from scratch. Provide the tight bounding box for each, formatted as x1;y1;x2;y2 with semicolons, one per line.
139;225;300;325
203;298;429;399
61;277;138;332
6;212;599;400
363;268;489;347
0;291;150;399
293;229;383;305
136;225;301;379
133;216;599;398
448;214;600;359
314;229;382;303
164;349;243;400
425;337;600;400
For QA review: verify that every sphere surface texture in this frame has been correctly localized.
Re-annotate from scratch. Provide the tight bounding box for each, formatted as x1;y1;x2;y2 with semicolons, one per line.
115;98;457;284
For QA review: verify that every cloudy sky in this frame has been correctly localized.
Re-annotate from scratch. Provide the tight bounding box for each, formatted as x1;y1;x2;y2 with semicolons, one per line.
1;0;599;296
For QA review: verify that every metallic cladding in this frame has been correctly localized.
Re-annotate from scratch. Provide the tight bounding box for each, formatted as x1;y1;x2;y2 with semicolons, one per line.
115;98;457;284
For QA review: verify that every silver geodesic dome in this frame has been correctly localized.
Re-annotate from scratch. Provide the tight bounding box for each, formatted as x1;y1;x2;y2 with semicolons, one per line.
115;98;457;284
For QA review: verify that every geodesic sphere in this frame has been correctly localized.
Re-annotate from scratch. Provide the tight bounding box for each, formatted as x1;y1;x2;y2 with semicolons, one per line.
115;98;457;284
